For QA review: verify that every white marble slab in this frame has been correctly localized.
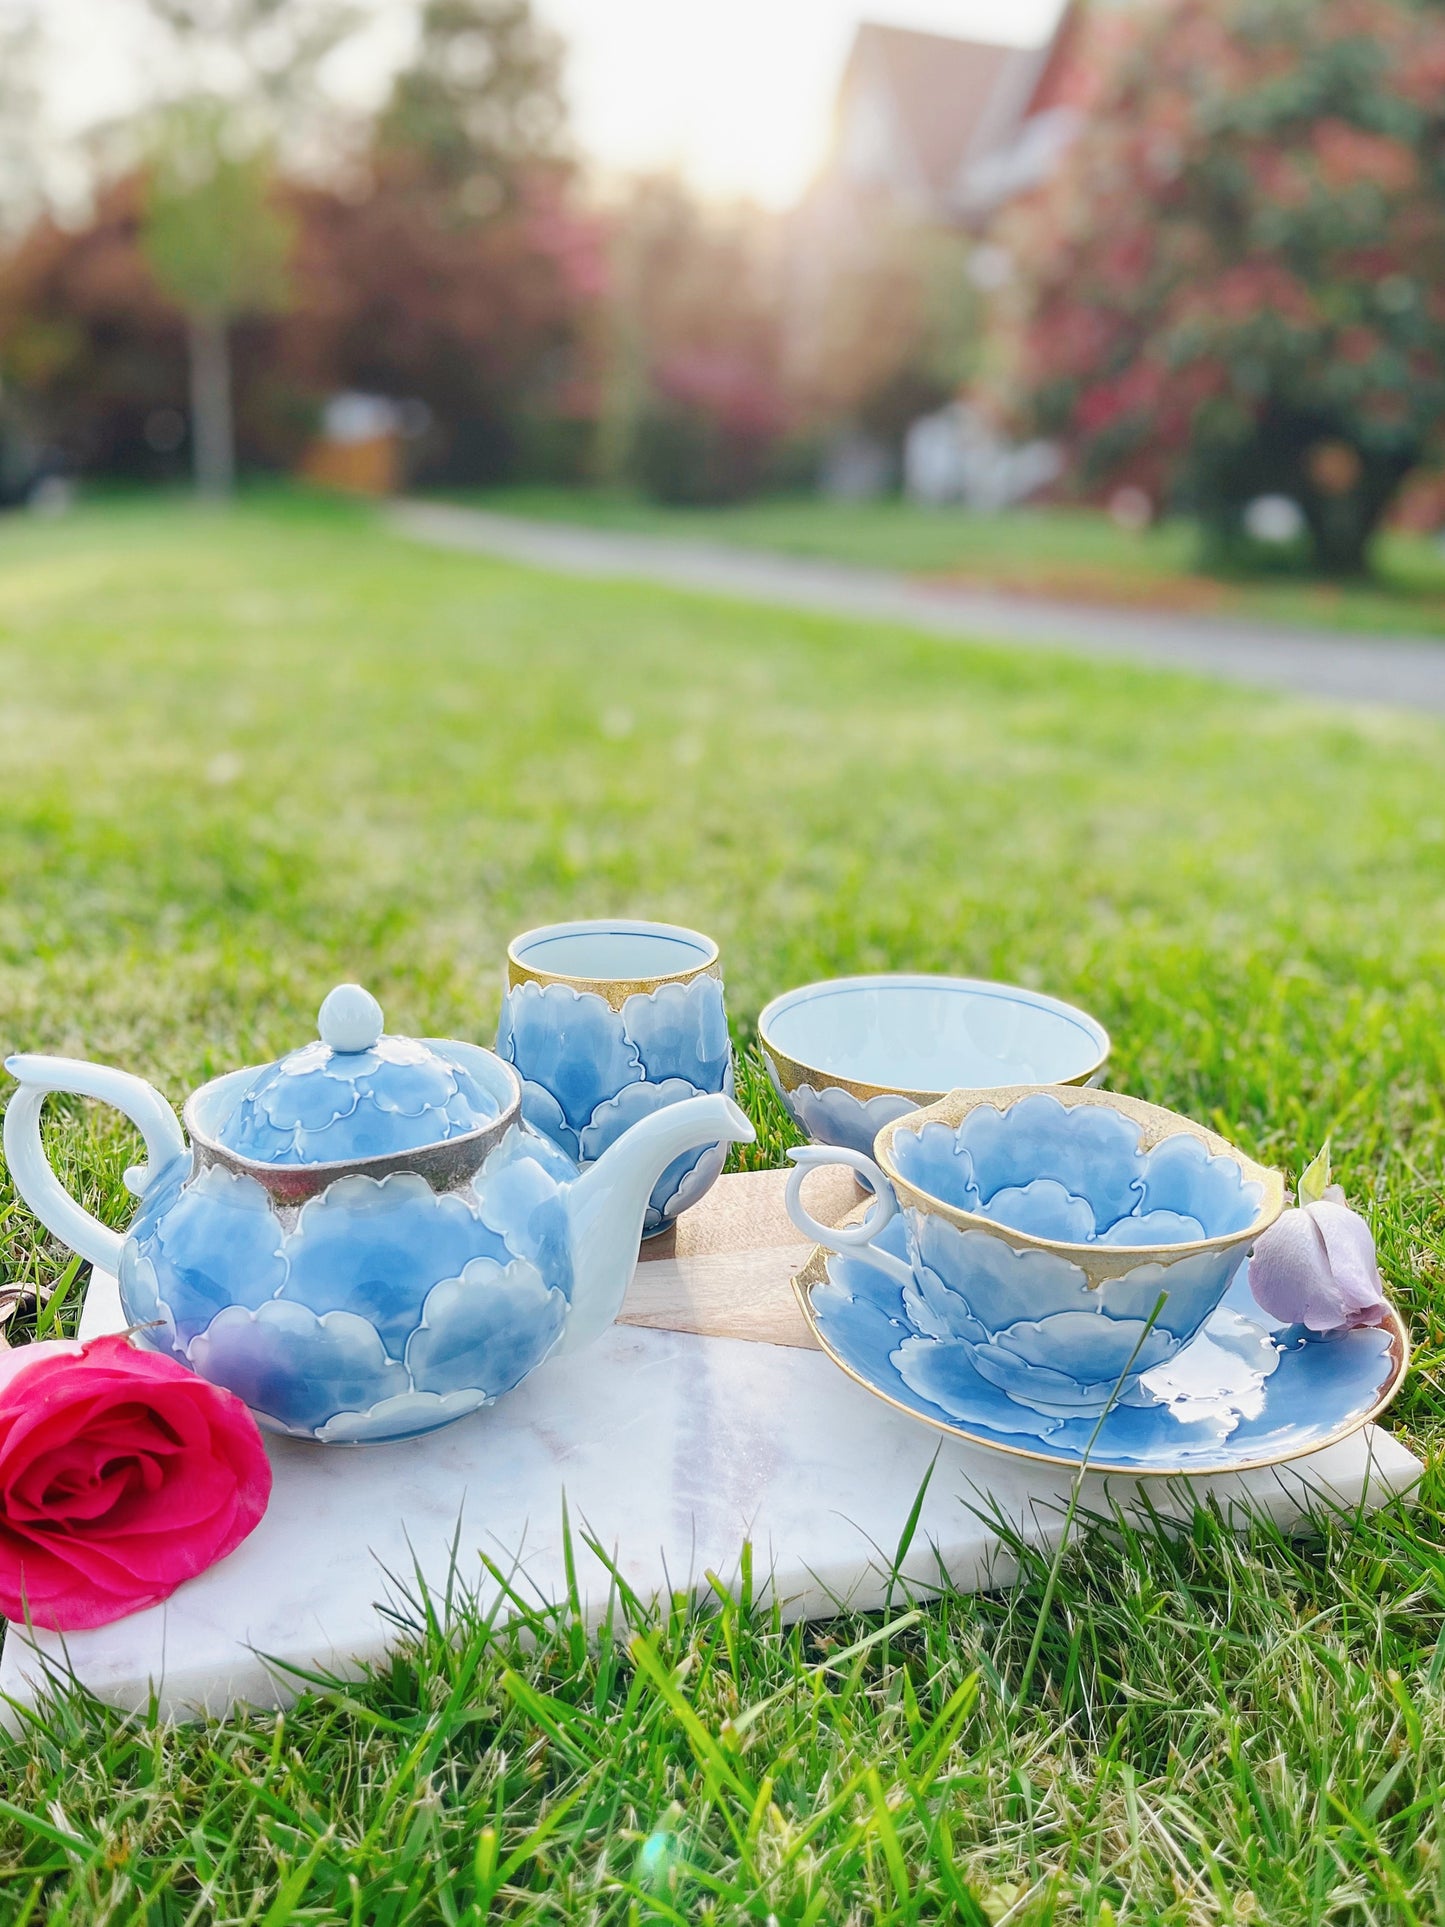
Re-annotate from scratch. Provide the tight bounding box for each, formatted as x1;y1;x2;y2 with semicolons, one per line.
0;1267;1421;1725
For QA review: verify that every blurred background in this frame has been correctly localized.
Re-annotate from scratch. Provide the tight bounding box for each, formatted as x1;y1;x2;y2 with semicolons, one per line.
2;0;1444;580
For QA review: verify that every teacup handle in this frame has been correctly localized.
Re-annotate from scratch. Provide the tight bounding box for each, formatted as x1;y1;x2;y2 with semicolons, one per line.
785;1146;914;1290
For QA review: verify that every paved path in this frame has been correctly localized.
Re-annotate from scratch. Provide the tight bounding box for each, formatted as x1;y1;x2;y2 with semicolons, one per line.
389;500;1445;712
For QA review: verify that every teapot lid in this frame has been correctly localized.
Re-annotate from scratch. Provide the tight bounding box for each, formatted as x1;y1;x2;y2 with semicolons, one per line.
215;985;501;1166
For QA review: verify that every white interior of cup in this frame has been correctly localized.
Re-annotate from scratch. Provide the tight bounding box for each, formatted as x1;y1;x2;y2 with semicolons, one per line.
511;919;717;982
761;976;1107;1092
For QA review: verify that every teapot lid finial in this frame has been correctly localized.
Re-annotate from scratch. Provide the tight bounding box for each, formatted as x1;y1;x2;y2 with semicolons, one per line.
215;984;501;1166
318;983;384;1055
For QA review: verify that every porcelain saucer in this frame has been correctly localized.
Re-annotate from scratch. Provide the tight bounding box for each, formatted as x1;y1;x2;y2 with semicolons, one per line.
793;1214;1409;1476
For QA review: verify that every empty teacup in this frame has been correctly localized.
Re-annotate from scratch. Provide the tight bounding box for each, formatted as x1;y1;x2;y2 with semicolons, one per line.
786;1085;1284;1419
758;974;1109;1155
498;918;733;1236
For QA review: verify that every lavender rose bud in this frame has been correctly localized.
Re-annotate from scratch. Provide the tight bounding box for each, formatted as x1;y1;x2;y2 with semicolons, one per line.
1248;1150;1386;1333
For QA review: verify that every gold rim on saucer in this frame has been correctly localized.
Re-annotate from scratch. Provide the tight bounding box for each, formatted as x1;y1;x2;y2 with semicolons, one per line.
791;1225;1410;1479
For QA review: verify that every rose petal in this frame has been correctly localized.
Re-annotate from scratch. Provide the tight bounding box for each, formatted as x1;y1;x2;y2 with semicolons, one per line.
1248;1198;1386;1333
0;1338;88;1399
0;1332;272;1630
1248;1207;1344;1330
1308;1201;1386;1324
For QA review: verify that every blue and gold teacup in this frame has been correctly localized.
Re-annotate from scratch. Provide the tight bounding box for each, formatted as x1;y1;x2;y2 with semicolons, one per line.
498;919;733;1237
787;1085;1284;1419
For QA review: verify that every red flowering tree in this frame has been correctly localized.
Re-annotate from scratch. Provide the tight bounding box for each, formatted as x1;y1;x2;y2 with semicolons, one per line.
1005;0;1445;573
0;0;605;487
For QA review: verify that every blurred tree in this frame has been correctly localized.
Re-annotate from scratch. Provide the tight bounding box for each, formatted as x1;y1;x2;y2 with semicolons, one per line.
1003;0;1445;573
0;3;44;501
375;0;568;211
790;219;979;456
0;175;187;481
141;0;362;139
279;0;601;486
600;178;792;503
0;0;598;490
0;4;43;237
121;0;359;495
140;103;293;495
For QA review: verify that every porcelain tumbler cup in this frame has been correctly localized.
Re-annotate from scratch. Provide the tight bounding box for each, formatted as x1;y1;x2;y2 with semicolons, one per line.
497;918;734;1237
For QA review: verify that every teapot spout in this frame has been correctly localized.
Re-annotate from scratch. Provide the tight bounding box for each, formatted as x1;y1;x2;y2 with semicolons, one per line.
561;1091;754;1353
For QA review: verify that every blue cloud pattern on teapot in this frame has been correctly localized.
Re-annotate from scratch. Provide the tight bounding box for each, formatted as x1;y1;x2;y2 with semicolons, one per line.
4;985;753;1443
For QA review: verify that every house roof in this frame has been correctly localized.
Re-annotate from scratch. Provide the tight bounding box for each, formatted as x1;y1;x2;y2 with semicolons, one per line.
1018;0;1093;116
836;22;1043;212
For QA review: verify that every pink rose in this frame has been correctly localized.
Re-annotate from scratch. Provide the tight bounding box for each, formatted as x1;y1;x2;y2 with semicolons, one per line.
1248;1184;1387;1334
0;1333;272;1631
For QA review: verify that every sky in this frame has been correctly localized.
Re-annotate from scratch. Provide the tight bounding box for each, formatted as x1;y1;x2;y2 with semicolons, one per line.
34;0;1067;208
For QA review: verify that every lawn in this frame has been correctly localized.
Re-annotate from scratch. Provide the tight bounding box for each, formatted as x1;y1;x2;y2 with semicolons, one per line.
1;487;1444;1922
470;485;1445;643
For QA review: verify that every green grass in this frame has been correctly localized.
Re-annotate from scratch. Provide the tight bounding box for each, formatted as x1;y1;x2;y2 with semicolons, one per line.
468;485;1445;643
2;487;1444;1922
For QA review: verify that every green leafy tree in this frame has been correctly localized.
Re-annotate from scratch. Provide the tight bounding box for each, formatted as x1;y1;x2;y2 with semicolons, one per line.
279;0;598;486
130;0;359;495
1005;0;1445;574
597;178;791;503
375;0;569;214
143;0;362;130
141;103;292;495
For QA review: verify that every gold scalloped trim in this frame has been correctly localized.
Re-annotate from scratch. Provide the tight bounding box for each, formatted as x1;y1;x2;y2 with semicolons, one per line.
762;1044;1100;1107
757;980;1109;1104
506;923;721;1013
506;955;721;1013
871;1085;1286;1286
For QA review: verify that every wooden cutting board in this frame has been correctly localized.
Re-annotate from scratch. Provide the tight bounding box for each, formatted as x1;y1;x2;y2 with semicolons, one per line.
620;1165;859;1349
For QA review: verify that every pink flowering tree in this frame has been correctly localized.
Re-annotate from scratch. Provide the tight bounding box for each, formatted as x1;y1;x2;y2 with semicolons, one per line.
1003;0;1445;573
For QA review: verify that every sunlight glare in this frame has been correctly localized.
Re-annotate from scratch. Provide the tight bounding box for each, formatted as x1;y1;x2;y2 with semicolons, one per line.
541;0;1067;206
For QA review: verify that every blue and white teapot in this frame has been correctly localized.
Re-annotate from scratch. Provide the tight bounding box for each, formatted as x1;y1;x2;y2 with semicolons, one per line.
3;985;753;1443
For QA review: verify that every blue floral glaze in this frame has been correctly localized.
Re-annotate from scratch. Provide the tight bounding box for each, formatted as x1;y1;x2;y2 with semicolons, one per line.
281;1173;507;1357
140;1162;289;1346
123;1121;585;1442
190;1302;412;1438
220;1034;500;1166
769;1070;916;1157
890;1191;1251;1416
498;972;732;1235
405;1258;566;1399
890;1093;1264;1246
497;984;644;1137
807;1214;1398;1472
623;977;731;1090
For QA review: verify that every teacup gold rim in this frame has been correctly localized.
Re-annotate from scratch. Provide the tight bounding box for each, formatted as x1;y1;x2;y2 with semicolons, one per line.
871;1084;1287;1265
507;918;721;1012
756;974;1111;1106
791;1232;1410;1477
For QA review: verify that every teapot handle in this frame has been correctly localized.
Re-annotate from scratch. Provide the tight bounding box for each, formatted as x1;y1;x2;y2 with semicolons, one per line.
3;1055;188;1273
